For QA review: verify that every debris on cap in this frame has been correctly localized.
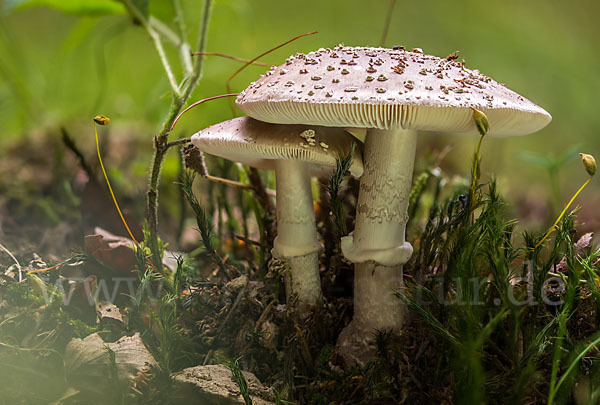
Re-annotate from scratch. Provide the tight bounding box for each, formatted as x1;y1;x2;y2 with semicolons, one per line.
236;45;551;136
191;117;364;178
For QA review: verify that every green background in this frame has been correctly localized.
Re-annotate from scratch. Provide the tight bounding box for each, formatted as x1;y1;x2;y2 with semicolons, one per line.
0;0;598;229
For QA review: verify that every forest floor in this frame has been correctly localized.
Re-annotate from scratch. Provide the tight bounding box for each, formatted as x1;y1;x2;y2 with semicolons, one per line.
1;130;600;405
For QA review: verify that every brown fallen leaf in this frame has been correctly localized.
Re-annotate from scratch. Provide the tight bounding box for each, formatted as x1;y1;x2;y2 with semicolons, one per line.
84;234;138;277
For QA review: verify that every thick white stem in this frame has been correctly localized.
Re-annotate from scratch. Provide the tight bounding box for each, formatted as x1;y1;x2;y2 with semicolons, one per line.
343;128;417;264
338;128;417;365
273;160;321;306
355;261;404;329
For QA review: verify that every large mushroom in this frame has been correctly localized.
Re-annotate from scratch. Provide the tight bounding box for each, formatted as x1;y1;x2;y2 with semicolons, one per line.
235;45;552;362
191;116;363;309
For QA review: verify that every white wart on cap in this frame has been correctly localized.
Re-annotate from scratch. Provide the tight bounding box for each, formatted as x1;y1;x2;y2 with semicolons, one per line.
192;117;363;309
192;116;363;178
237;45;551;136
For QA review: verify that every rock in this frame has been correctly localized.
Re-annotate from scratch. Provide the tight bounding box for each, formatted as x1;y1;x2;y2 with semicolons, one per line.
172;364;274;404
65;332;156;396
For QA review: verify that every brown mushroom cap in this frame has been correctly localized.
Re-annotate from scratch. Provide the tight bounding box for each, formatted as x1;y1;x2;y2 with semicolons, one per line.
191;117;363;177
236;45;551;136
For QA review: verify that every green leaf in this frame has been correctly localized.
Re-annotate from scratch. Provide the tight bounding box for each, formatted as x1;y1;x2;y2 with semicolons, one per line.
516;150;554;169
5;0;125;15
554;143;582;168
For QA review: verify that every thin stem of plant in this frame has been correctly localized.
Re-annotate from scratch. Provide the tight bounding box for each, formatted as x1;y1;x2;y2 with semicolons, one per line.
94;121;140;246
225;30;318;116
205;175;275;195
470;134;485;221
122;0;180;97
535;176;591;249
193;52;269;67
149;17;180;46
172;0;194;76
145;0;214;273
93;120;158;273
184;0;213;101
171;93;238;131
512;175;592;266
26;262;63;275
166;137;191;149
379;0;397;47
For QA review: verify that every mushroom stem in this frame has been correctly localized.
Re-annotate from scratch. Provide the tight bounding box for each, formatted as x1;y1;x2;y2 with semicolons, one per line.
339;128;416;361
353;261;404;331
342;128;416;267
273;159;322;307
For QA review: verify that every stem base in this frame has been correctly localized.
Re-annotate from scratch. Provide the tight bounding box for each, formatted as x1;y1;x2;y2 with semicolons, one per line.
337;262;404;366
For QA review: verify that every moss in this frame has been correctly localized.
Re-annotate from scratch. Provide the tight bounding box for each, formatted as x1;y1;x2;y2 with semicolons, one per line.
1;281;45;308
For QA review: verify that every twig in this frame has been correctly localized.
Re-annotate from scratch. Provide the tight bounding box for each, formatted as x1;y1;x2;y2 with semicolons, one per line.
202;349;214;366
183;143;275;193
206;175;275;195
166;137;191;149
217;284;247;336
171;93;238;131
0;241;21;282
234;234;269;249
226;30;318;116
61;127;94;178
247;167;276;246
193;52;269;66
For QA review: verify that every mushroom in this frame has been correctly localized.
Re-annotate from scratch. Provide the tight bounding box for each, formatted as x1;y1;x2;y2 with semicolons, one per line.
235;45;552;362
191;116;363;309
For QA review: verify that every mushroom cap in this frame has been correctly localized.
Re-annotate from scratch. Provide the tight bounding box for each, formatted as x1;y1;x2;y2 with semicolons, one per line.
191;117;364;178
236;45;551;136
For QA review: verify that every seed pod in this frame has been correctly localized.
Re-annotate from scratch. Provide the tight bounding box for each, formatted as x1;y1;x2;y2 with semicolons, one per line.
94;115;110;126
579;153;596;176
470;107;489;136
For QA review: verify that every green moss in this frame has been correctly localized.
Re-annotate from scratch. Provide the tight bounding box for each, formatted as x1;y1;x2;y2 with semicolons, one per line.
1;281;45;307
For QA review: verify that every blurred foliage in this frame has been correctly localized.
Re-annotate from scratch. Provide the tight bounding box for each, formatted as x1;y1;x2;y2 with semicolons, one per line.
5;0;125;15
0;0;600;215
0;0;598;221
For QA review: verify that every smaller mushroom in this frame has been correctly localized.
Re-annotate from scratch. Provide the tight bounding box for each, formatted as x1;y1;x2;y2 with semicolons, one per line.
191;117;363;309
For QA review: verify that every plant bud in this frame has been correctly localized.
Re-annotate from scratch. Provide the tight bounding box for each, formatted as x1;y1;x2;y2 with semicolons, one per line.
470;107;489;136
579;153;596;176
94;115;110;125
183;144;208;177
